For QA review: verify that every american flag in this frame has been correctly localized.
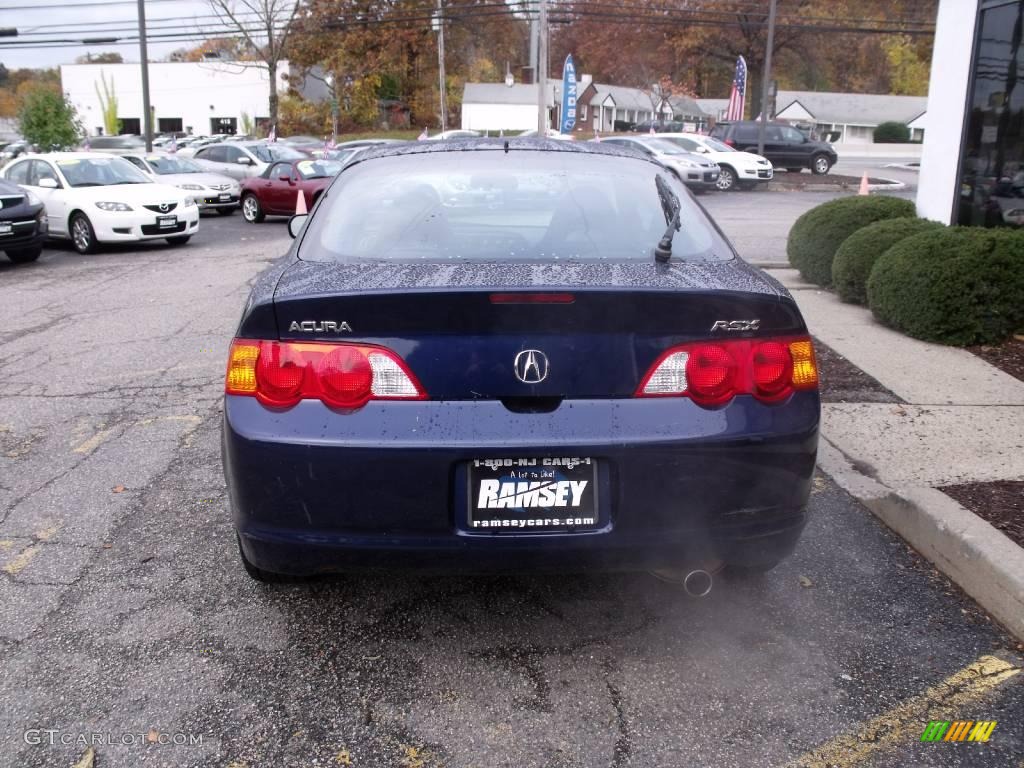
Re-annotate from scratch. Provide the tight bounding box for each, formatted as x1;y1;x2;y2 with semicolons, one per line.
726;56;747;121
268;123;277;142
168;135;177;153
417;127;429;141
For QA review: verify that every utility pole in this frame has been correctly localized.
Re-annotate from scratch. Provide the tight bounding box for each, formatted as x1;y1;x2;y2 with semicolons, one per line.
528;17;538;84
757;0;777;156
436;0;447;132
137;0;152;151
537;0;548;133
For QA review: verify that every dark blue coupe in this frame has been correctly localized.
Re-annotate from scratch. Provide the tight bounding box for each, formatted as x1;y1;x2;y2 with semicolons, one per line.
222;139;820;584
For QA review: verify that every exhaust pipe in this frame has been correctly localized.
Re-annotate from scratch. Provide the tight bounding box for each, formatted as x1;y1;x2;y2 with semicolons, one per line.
682;569;713;598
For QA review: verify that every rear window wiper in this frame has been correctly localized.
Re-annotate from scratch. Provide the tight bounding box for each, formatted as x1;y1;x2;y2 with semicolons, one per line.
654;174;681;264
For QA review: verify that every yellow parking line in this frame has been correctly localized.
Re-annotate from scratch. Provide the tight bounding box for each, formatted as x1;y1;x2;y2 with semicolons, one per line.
787;655;1021;768
73;427;116;454
2;544;39;575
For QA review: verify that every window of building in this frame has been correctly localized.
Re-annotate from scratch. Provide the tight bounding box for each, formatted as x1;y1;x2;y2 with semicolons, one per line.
157;117;183;133
119;118;141;135
957;0;1024;226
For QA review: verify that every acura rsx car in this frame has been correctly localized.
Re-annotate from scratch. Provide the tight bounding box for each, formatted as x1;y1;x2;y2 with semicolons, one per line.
222;139;820;585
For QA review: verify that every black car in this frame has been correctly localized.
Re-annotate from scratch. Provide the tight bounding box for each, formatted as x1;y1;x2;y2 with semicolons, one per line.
0;177;48;264
710;121;838;175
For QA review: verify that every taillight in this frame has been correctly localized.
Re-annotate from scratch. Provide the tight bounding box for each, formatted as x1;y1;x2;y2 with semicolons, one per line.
225;340;426;410
637;336;817;406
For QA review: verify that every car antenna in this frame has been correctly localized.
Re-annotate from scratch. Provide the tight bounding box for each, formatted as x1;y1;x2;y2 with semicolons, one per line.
654;175;681;264
504;139;510;154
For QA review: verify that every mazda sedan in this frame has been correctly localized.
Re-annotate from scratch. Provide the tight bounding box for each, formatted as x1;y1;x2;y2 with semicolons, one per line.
222;139;820;585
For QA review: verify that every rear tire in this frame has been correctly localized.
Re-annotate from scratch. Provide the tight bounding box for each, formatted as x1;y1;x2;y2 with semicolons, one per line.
216;207;236;216
241;194;264;223
165;235;191;246
5;245;42;263
811;154;832;175
236;535;296;583
70;212;98;254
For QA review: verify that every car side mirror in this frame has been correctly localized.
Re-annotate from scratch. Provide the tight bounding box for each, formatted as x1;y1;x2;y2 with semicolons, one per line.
279;173;292;182
696;146;709;153
237;156;253;165
288;213;308;238
37;177;59;189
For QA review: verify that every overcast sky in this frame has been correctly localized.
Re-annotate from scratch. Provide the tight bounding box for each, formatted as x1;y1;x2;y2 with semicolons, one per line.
0;0;235;70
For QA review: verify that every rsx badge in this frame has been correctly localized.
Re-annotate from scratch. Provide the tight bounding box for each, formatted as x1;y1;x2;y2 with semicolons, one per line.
289;320;352;333
711;319;760;331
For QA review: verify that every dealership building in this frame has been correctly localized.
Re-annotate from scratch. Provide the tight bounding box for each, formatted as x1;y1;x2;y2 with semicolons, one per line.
60;60;291;137
918;0;1024;226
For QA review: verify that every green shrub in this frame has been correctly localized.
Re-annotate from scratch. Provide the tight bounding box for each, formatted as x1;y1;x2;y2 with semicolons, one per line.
832;217;944;304
873;121;911;143
787;195;916;287
867;227;1024;345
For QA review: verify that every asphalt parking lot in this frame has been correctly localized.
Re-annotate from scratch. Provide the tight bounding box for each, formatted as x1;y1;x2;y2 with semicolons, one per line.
1;208;1022;768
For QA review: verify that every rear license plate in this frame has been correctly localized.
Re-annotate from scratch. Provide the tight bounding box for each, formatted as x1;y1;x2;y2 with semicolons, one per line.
157;215;177;228
467;457;599;532
0;222;11;236
219;193;231;201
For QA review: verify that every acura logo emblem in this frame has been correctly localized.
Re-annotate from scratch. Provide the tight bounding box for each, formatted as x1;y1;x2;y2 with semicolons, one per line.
514;349;549;384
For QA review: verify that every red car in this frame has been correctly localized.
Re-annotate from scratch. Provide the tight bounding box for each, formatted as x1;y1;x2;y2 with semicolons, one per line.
240;158;344;222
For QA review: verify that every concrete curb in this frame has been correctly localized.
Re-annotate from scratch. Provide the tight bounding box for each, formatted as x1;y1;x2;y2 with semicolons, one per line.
817;436;1024;642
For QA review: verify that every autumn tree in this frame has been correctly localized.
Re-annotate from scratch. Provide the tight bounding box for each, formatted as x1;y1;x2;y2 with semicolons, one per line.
206;0;301;126
18;86;82;150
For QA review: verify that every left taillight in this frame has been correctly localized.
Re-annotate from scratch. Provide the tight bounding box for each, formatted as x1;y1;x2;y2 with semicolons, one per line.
225;340;426;410
636;336;818;406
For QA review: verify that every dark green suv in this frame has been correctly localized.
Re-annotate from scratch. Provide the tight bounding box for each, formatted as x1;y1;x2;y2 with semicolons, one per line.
710;121;838;175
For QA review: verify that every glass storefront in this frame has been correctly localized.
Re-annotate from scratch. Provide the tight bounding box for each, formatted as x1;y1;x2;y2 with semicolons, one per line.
958;0;1024;227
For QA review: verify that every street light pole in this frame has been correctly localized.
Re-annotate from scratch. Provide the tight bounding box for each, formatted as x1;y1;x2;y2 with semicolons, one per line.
436;0;447;132
756;0;777;156
537;0;548;133
137;0;153;151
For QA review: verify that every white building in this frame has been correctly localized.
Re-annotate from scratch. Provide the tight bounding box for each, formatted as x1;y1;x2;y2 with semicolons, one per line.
773;90;928;145
699;91;928;147
460;82;557;132
461;78;707;133
60;61;291;136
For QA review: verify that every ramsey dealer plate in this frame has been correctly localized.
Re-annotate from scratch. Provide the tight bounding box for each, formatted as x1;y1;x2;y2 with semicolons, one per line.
157;215;177;228
467;457;599;532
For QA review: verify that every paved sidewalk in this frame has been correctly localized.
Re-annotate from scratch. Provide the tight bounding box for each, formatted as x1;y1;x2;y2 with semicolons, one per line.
768;267;1024;638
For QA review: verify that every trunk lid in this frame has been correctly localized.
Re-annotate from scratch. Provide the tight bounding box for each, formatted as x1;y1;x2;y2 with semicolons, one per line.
263;259;805;400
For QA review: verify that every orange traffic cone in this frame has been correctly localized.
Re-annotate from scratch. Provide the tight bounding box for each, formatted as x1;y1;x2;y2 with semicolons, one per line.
295;190;308;215
858;171;870;196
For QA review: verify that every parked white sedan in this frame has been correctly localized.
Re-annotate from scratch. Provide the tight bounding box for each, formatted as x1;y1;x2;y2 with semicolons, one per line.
0;153;199;253
117;152;241;215
659;133;773;191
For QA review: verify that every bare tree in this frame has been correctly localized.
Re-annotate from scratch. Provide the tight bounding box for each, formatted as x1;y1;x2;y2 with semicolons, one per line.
206;0;301;127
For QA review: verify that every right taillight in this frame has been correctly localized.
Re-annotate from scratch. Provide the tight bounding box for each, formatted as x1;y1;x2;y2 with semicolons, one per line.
225;339;426;410
637;336;817;406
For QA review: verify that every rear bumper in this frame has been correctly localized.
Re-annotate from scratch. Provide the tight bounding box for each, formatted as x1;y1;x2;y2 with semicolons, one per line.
223;393;820;575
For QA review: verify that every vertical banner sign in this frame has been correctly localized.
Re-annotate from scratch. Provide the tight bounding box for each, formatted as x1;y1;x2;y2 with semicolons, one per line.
560;54;577;134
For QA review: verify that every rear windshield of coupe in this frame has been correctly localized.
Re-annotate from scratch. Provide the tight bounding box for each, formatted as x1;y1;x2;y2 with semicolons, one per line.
300;151;729;263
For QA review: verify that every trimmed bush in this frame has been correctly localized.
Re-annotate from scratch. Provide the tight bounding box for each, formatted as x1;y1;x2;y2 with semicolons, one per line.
873;121;911;143
832;217;944;304
787;195;916;287
867;227;1024;345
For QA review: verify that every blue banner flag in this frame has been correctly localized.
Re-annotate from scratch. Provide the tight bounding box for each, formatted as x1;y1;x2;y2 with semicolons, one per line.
560;54;577;134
